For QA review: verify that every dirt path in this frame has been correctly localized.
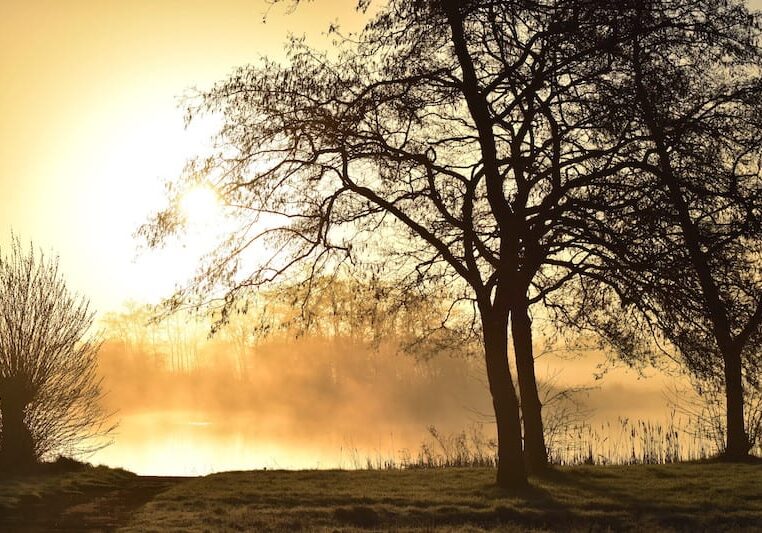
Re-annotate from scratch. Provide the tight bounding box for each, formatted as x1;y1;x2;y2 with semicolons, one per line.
1;476;183;532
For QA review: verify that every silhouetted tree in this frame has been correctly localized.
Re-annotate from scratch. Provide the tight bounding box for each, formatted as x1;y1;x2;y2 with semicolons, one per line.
563;0;762;460
0;237;111;471
141;0;654;486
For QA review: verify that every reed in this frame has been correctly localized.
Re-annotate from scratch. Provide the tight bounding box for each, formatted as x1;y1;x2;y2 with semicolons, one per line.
358;414;762;470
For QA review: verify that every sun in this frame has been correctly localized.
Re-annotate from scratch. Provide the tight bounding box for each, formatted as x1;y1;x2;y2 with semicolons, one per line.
180;184;221;226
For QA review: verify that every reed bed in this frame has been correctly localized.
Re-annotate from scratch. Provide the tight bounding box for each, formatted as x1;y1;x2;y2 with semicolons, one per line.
355;416;761;469
547;414;712;465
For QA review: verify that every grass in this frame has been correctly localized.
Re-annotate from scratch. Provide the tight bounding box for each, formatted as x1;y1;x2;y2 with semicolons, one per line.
2;463;761;531
0;462;133;512
0;461;177;531
366;419;731;471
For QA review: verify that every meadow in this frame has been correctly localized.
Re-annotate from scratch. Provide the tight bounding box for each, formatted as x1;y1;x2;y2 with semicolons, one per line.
1;461;761;531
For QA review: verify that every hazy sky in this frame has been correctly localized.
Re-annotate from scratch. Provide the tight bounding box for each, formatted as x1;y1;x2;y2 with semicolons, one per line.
2;0;761;313
0;0;365;312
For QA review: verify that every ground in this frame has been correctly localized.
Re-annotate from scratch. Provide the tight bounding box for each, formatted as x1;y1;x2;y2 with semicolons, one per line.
1;463;761;531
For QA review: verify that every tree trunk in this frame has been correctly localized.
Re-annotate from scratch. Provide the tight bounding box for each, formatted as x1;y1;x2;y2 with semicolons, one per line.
631;41;751;461
511;300;548;472
0;381;36;472
482;310;528;489
723;349;750;460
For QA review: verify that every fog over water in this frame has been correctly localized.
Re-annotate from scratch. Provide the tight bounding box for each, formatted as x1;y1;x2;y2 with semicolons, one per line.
89;308;686;475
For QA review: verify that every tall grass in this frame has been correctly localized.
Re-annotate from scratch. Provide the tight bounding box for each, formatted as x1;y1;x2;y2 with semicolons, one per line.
355;414;762;470
547;413;713;465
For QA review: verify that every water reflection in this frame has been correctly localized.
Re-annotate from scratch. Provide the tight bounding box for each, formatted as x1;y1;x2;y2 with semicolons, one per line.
92;410;424;475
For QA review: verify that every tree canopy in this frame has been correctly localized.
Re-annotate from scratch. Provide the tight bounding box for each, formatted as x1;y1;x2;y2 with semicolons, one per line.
563;0;762;458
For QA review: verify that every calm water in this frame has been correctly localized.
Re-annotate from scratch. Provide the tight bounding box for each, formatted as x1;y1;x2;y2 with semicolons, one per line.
91;410;429;475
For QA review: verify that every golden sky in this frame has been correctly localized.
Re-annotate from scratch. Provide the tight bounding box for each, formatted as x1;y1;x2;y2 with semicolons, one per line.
2;0;761;313
0;0;364;312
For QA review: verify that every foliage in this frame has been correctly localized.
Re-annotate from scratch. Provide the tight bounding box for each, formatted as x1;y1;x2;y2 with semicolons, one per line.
140;0;667;485
140;0;762;476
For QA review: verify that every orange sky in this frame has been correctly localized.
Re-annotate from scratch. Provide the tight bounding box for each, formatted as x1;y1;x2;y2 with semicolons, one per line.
2;0;761;314
0;0;365;312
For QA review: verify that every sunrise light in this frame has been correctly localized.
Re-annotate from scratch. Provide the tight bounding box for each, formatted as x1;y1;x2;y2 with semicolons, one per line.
2;0;762;530
180;184;221;227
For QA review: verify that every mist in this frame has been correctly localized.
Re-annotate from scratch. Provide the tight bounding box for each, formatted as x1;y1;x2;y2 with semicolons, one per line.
88;304;690;475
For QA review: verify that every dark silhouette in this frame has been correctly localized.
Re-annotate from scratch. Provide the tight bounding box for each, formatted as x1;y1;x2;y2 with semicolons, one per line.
0;237;111;471
140;0;622;488
141;0;762;486
563;0;762;460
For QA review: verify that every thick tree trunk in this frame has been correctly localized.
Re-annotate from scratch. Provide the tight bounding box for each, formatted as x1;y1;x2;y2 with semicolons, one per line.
511;301;548;472
482;311;528;489
0;385;36;472
723;350;750;460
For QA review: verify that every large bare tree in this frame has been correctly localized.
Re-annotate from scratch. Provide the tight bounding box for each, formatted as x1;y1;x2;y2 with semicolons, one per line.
0;237;111;471
141;0;649;487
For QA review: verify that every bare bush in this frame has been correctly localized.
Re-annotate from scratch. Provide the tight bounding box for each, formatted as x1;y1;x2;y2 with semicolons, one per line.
0;237;113;470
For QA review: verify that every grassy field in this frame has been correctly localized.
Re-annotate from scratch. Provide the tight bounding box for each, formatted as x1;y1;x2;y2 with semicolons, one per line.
1;463;761;531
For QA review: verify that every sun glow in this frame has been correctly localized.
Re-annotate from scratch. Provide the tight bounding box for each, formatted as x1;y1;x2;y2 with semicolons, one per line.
180;184;221;227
